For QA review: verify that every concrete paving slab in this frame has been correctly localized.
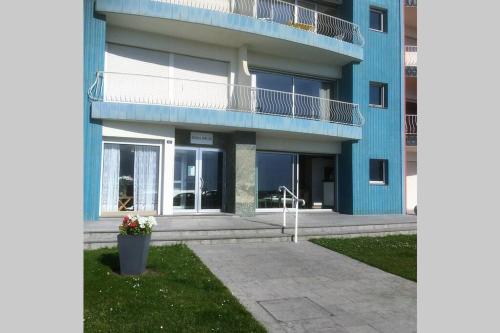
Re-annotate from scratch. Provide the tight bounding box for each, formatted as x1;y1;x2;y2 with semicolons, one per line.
189;241;416;333
85;212;416;232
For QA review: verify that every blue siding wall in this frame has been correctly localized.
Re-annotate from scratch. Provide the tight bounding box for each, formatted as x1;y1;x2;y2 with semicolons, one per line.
83;0;106;221
91;102;363;140
338;0;404;214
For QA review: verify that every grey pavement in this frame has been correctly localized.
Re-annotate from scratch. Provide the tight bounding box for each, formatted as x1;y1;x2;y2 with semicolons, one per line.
189;242;416;333
85;212;416;232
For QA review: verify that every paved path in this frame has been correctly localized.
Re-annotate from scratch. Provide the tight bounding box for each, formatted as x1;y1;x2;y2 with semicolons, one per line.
189;242;416;333
86;212;416;231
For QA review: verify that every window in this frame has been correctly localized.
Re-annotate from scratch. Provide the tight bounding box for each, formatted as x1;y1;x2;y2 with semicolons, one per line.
256;152;297;209
101;143;160;214
370;7;387;32
251;70;336;119
369;82;387;108
369;159;388;185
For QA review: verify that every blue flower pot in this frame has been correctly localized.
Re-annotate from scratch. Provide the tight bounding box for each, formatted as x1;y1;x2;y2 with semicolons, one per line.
117;234;151;275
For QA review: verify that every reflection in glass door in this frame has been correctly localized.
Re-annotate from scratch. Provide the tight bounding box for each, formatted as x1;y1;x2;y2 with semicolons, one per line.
173;147;224;213
201;151;224;211
256;151;298;209
173;148;197;211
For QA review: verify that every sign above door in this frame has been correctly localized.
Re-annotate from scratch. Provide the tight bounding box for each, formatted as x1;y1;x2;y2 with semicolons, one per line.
190;132;213;145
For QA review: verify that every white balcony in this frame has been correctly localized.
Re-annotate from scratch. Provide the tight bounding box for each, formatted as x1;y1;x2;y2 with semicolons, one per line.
88;71;364;127
153;0;364;46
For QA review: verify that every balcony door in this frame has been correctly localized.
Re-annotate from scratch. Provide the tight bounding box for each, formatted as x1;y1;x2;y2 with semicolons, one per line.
173;147;224;213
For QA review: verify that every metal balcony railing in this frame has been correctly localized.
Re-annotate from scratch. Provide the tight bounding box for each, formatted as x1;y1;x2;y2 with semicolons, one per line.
406;114;417;146
405;45;417;67
152;0;364;46
88;71;364;126
406;114;417;134
406;0;417;7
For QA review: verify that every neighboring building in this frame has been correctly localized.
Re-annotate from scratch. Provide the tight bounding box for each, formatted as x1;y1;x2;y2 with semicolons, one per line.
404;0;417;213
84;0;405;221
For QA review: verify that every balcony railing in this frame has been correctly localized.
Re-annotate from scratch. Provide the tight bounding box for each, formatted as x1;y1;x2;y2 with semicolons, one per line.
405;0;417;7
406;114;417;145
406;114;417;134
152;0;364;46
88;71;364;126
405;46;417;67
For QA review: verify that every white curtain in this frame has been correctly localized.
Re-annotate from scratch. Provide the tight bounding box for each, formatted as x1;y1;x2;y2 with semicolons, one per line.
134;145;159;212
101;143;120;212
319;85;330;121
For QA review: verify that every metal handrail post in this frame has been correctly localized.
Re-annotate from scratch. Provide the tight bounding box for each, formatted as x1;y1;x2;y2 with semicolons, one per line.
294;197;299;243
283;190;287;227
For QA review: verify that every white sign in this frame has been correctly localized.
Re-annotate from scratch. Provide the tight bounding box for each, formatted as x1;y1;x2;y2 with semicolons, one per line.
190;132;213;145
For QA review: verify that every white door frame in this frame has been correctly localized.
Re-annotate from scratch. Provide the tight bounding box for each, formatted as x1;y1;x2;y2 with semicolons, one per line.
173;146;225;213
99;139;163;217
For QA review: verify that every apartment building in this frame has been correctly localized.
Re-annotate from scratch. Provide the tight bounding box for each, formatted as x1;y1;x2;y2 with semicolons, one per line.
84;0;405;221
404;0;417;213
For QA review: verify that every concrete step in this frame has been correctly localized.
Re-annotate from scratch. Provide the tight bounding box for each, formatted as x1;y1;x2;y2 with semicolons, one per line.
84;222;417;249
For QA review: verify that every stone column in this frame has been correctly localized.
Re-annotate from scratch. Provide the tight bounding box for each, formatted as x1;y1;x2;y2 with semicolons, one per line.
234;131;257;217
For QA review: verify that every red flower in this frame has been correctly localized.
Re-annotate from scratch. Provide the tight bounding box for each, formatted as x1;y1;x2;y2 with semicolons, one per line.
130;221;138;228
123;215;129;223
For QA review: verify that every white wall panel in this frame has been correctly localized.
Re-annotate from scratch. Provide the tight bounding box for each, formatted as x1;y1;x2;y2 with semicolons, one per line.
172;54;229;108
406;160;417;212
104;43;172;104
104;43;230;109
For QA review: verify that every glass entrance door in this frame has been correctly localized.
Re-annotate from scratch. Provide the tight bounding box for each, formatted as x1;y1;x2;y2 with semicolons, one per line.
173;147;224;213
200;150;224;211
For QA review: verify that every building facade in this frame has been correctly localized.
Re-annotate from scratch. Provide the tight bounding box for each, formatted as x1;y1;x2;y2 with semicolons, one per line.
404;0;417;213
84;0;405;221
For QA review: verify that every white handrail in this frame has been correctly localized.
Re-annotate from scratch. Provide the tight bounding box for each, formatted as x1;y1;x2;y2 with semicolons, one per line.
88;71;365;126
152;0;364;46
278;185;305;243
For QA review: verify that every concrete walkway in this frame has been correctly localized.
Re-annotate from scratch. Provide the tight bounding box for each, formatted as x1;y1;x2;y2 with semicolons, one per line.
190;242;416;333
86;212;416;231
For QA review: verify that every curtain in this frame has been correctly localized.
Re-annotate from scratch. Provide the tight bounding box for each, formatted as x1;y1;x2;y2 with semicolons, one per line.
134;145;159;212
101;143;120;212
319;84;330;121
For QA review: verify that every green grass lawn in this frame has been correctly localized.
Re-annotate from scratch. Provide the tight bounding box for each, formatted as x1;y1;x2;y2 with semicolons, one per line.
84;244;266;333
311;235;417;282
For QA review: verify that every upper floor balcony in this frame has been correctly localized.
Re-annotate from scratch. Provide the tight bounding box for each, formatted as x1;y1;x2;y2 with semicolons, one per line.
405;45;417;77
405;114;417;146
405;0;417;7
88;71;364;140
95;0;364;66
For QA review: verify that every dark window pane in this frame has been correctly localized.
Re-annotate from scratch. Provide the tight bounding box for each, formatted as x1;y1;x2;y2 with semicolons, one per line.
370;84;382;106
201;151;223;210
173;149;197;209
369;159;387;183
295;77;321;119
254;71;293;116
370;10;382;30
257;152;295;208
